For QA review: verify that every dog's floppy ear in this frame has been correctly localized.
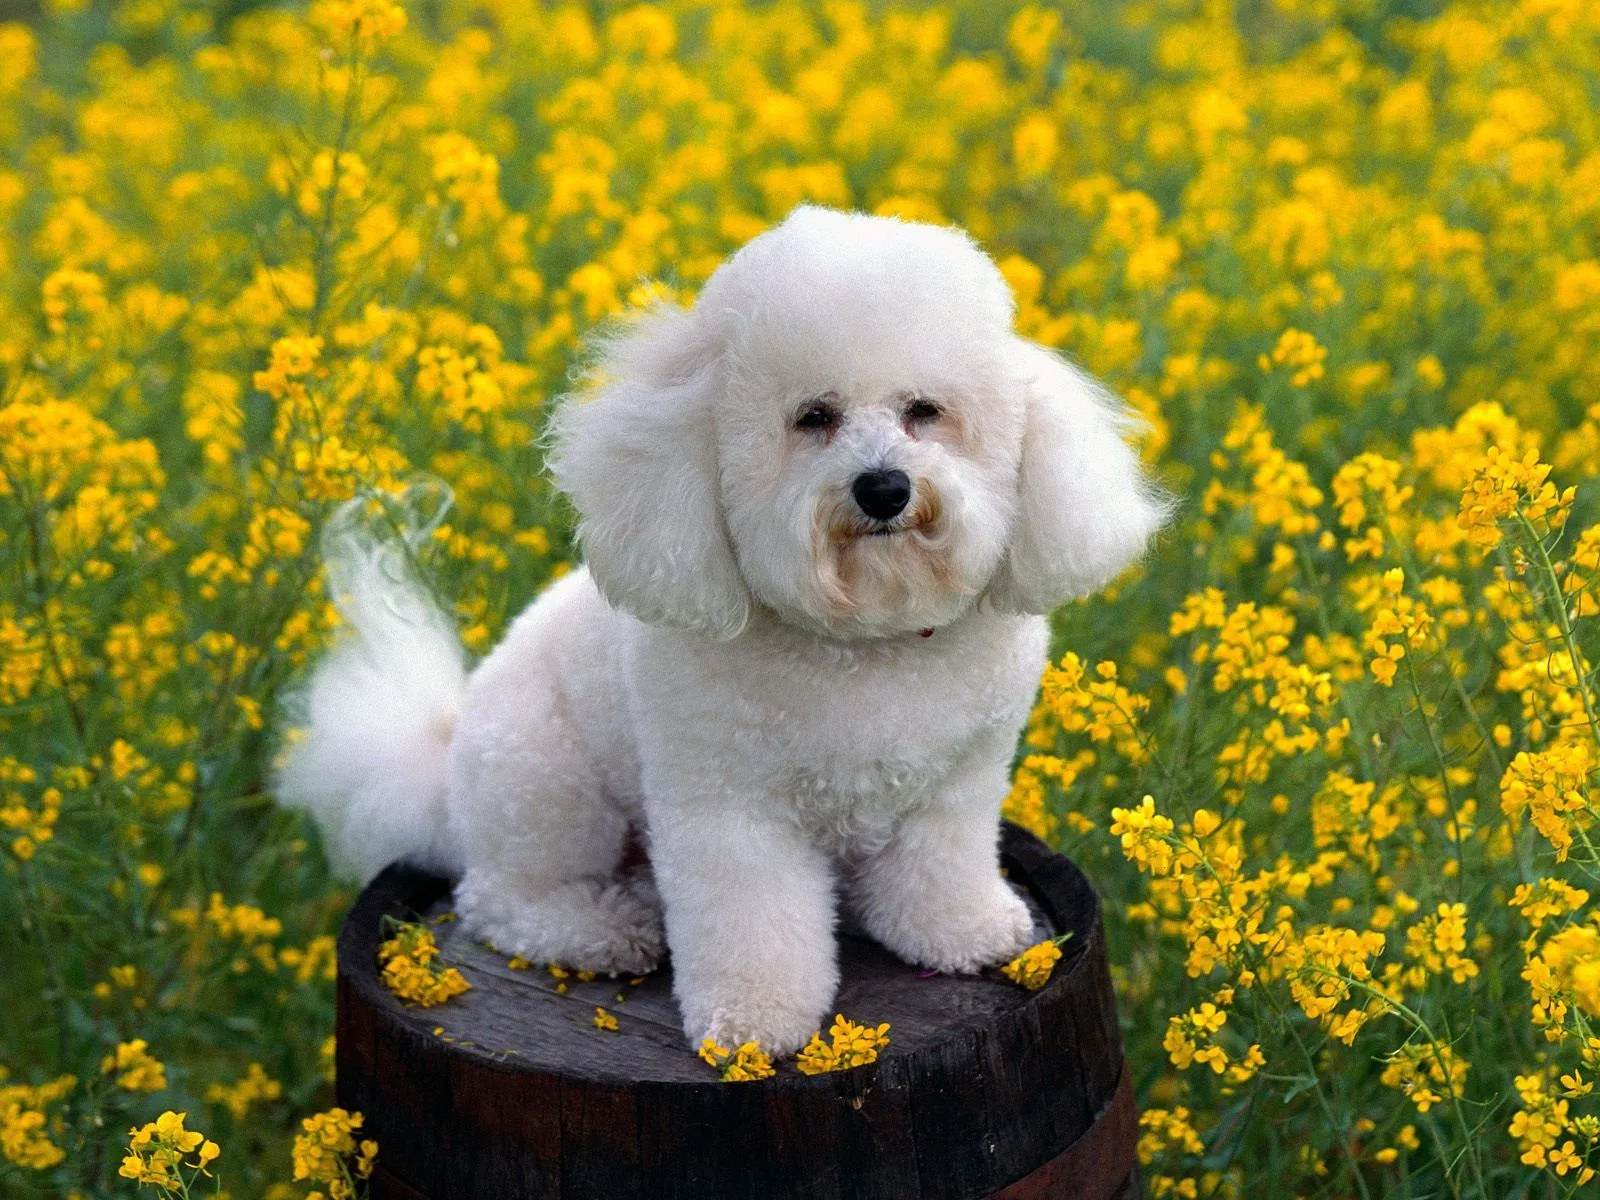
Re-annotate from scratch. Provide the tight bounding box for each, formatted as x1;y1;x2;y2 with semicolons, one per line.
548;304;751;638
985;338;1170;614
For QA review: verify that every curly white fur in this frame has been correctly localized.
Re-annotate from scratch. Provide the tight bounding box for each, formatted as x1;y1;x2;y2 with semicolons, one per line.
277;206;1169;1053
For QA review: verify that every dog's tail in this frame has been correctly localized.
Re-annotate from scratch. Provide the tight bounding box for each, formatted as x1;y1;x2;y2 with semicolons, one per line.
275;489;467;884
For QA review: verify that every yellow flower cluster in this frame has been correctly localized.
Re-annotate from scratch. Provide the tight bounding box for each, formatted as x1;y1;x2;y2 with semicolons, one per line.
0;1071;74;1170
314;0;407;44
1276;926;1388;1041
376;921;471;1007
1353;568;1438;688
1500;743;1595;863
1330;452;1412;562
1525;924;1600;1031
1258;328;1327;389
0;759;60;860
1001;750;1094;841
291;1107;377;1200
1511;879;1590;938
1001;935;1069;990
119;1111;220;1194
989;190;1600;1189
1137;1106;1205;1164
1510;1070;1600;1183
694;1014;891;1081
1402;903;1478;987
163;890;292;976
199;892;285;941
1204;406;1324;539
1458;447;1575;550
101;1039;168;1093
1038;654;1150;764
795;1014;891;1077
1109;796;1180;878
697;1038;776;1082
205;1062;283;1121
1163;1002;1231;1074
427;132;505;230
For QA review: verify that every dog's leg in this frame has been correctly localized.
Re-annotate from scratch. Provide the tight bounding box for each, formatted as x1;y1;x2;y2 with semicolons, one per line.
448;686;664;976
648;799;839;1056
848;734;1034;973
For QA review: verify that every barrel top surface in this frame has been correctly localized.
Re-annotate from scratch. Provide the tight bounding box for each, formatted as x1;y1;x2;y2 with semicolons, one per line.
337;823;1104;1088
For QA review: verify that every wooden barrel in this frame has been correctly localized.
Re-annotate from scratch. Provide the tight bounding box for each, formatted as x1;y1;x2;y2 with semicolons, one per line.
335;822;1140;1199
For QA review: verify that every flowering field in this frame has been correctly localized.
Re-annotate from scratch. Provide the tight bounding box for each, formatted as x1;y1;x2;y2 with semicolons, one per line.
2;0;1599;1195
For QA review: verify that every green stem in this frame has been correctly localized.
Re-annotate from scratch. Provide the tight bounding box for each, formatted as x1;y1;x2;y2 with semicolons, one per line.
1257;979;1376;1200
1293;535;1379;780
309;35;369;335
1325;971;1490;1199
15;861;74;1070
1404;652;1466;904
1517;513;1599;747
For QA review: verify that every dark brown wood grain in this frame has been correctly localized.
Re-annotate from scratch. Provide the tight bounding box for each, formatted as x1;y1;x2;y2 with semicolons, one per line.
337;823;1141;1199
991;1068;1139;1200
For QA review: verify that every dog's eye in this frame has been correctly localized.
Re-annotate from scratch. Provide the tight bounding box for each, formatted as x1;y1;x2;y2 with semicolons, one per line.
794;400;841;433
904;398;941;423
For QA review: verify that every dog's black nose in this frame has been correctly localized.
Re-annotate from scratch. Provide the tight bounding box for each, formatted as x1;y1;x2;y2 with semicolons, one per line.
852;469;912;522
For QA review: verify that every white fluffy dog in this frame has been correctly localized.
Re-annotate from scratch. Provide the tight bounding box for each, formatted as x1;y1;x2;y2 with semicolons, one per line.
278;206;1167;1054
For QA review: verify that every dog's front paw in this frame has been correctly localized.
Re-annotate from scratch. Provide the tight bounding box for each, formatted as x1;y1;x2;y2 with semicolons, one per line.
884;883;1035;975
687;995;829;1058
457;872;666;975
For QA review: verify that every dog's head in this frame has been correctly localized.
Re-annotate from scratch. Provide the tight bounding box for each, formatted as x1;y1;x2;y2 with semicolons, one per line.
549;206;1169;640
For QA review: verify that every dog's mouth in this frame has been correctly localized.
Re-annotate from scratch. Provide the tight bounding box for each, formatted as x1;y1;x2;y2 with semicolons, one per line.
827;485;943;543
840;517;925;542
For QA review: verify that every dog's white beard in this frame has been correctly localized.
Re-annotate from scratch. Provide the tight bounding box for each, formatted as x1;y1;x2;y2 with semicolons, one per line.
808;483;974;634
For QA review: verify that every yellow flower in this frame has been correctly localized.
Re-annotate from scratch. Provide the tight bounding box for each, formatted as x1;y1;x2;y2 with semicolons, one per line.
1457;446;1574;549
292;1107;377;1189
795;1015;891;1076
1511;879;1591;932
1012;112;1058;178
205;1062;283;1121
313;0;407;43
1500;743;1593;863
11;0;1600;1189
1039;654;1151;764
101;1039;167;1093
1110;795;1178;877
1258;329;1328;388
1403;902;1478;985
426;132;504;228
1006;7;1061;72
1164;1002;1233;1074
0;1073;75;1170
1416;354;1446;390
252;334;324;401
40;266;107;334
119;1112;219;1192
698;1039;776;1082
376;921;471;1007
1001;934;1072;990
